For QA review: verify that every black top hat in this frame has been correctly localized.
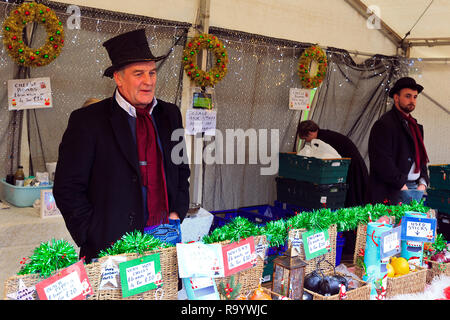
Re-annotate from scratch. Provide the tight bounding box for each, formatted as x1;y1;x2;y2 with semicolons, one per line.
102;29;165;78
389;77;424;98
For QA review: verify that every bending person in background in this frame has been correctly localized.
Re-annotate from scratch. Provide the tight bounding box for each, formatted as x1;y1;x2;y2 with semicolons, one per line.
297;120;369;208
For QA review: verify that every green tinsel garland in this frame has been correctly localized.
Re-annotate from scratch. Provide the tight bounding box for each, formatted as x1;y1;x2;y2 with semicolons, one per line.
260;219;289;247
17;239;78;278
287;208;335;231
202;216;261;244
98;230;174;258
202;201;430;247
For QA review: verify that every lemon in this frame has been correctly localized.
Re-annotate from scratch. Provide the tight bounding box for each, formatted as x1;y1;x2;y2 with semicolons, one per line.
390;257;410;275
386;263;395;277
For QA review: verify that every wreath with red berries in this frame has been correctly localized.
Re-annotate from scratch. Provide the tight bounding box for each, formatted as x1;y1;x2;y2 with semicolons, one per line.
298;45;327;89
2;2;64;67
182;33;228;88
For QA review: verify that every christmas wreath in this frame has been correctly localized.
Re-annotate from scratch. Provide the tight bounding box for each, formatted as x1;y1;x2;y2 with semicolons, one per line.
3;2;64;67
298;45;327;89
182;34;228;88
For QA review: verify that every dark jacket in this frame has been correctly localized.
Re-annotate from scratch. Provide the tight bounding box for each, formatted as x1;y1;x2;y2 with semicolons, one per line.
317;129;369;207
53;97;190;262
367;106;429;204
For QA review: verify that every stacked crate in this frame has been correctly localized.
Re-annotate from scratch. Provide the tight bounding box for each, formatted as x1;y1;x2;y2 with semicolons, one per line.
276;152;350;210
426;164;450;239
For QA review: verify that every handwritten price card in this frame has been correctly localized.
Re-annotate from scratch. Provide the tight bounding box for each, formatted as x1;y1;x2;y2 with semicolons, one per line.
8;77;52;110
119;254;162;298
289;88;311;110
401;216;436;243
301;229;331;260
379;226;401;259
222;237;256;276
99;256;127;290
176;242;225;278
185;109;216;136
35;260;92;300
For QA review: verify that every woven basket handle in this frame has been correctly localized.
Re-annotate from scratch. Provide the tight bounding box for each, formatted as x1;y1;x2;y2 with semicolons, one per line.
315;255;336;278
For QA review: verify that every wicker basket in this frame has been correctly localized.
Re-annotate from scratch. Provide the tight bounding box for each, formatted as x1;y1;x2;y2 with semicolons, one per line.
4;273;41;300
214;235;267;299
287;224;337;275
386;266;427;298
425;260;450;283
85;261;101;300
96;246;178;300
354;265;427;298
304;270;371;300
4;261;101;300
353;224;367;265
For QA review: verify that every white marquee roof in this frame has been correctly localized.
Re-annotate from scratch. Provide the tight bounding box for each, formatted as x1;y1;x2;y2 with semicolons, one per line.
360;0;450;59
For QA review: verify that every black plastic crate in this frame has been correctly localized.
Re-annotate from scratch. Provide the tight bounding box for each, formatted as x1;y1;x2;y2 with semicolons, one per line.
276;177;347;209
428;164;450;191
278;152;350;184
273;200;312;216
437;211;450;241
426;188;450;213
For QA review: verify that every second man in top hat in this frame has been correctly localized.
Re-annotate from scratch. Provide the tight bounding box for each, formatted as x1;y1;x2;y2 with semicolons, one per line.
367;77;429;205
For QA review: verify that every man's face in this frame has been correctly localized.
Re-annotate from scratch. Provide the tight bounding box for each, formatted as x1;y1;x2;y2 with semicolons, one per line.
302;131;318;142
394;88;418;115
113;61;157;109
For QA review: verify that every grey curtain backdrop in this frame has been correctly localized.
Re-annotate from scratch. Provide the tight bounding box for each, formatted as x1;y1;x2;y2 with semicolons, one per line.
310;48;409;169
202;29;312;211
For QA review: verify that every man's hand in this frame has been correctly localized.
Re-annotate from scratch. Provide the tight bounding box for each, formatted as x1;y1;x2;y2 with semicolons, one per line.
417;184;426;191
401;184;408;191
169;212;180;220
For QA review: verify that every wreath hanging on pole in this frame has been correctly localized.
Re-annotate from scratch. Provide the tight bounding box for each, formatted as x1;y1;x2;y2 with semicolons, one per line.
298;45;327;89
182;33;228;88
2;2;64;67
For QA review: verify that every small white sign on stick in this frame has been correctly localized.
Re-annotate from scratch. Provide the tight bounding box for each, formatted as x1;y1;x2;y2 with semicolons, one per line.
289;88;311;110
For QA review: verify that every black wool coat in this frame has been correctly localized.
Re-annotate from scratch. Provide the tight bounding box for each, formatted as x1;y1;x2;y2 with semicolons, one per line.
53;97;190;262
367;106;429;204
317;129;369;207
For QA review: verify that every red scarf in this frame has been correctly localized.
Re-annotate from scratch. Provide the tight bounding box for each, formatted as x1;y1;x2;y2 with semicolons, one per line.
135;105;169;226
399;111;429;173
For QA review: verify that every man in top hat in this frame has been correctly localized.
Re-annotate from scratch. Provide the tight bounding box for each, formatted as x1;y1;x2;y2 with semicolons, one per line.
367;77;429;205
53;29;190;262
